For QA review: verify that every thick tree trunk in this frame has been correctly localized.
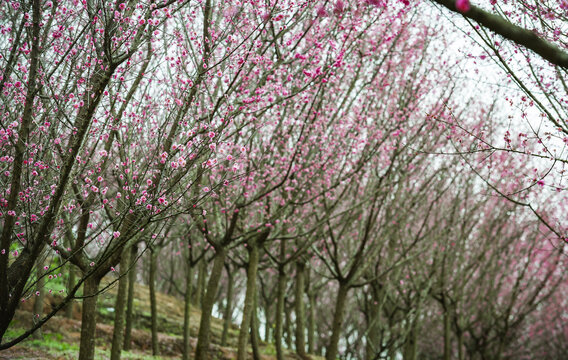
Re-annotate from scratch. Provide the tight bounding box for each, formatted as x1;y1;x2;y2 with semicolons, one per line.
326;283;349;360
294;261;306;357
182;263;194;360
149;248;160;355
307;292;315;355
110;248;131;360
123;245;138;351
32;261;45;340
78;276;102;360
275;265;287;360
194;247;227;360
237;241;259;360
221;264;234;347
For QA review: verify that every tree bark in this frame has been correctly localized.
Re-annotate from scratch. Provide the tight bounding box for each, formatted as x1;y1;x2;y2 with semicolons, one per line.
237;241;259;360
275;237;287;360
194;247;227;360
182;262;194;360
264;302;272;343
149;248;160;355
307;292;315;355
221;264;234;347
443;306;451;360
0;0;41;341
78;276;102;360
110;247;131;360
195;258;206;307
457;329;464;360
275;266;287;360
431;0;568;68
365;295;380;360
326;283;349;360
123;245;138;351
403;320;418;360
251;290;261;360
284;303;292;350
294;261;306;357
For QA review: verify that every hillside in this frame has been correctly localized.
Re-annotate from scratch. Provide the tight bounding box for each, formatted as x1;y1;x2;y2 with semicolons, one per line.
0;278;319;360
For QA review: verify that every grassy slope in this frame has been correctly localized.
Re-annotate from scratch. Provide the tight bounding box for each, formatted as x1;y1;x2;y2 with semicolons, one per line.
0;278;322;360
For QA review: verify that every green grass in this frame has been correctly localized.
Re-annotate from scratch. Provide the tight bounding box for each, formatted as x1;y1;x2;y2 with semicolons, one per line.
20;331;80;358
8;329;167;360
118;350;169;360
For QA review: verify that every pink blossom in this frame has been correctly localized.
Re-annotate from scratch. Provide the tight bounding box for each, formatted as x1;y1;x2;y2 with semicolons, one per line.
113;231;120;238
456;0;470;12
334;0;345;15
316;6;327;17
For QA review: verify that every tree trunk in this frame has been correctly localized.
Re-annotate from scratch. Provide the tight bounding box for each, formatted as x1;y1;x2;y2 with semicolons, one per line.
182;263;194;360
275;266;287;360
284;303;293;350
251;290;261;360
78;276;102;360
264;303;272;343
458;330;464;360
403;320;418;360
326;283;349;360
32;261;45;340
194;247;227;360
195;258;206;307
275;237;287;360
444;307;451;360
65;265;76;319
294;261;306;357
237;241;259;360
149;248;160;355
110;248;131;360
307;292;315;355
365;297;380;360
123;245;138;351
221;264;234;347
